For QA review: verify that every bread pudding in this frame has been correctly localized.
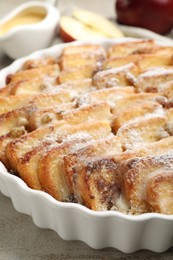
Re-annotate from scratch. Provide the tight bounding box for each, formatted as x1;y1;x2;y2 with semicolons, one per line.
1;39;173;215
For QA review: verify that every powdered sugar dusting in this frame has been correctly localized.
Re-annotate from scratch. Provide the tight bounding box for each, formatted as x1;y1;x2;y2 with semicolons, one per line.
94;63;135;78
141;67;173;78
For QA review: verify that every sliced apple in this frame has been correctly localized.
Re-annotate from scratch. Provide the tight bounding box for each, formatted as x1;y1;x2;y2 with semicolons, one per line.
73;9;124;38
59;16;110;42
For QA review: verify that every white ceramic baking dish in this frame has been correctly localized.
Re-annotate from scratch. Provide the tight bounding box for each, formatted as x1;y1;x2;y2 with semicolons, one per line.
1;38;173;253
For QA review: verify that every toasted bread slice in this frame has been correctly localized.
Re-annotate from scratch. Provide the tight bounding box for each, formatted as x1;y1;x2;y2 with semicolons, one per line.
5;120;67;171
111;93;165;115
93;63;139;88
112;101;163;133
69;154;132;211
0;90;73;116
0;128;28;168
60;54;105;70
29;91;73;107
0;106;33;136
13;141;60;190
116;116;169;150
63;136;122;195
0;85;12;97
60;45;106;70
62;44;106;56
0;106;36;167
30;102;112;129
103;54;173;72
37;136;93;200
0;78;93;98
161;80;173;100
137;55;173;72
107;41;173;59
0;95;34;115
165;108;173;135
122;154;173;214
0;101;72;135
58;64;98;83
0;77;57;96
62;102;112;124
153;46;173;56
5;121;111;189
146;170;173;214
0;105;69;167
6;78;94;97
0;102;72;137
29;103;74;130
6;64;60;84
77;86;134;107
107;39;156;58
51;79;95;95
21;57;58;70
43;79;95;97
133;136;173;157
103;55;141;70
10;77;56;95
135;66;173;93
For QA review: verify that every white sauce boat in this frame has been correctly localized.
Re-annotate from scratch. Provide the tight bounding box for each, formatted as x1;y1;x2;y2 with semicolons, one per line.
0;1;60;59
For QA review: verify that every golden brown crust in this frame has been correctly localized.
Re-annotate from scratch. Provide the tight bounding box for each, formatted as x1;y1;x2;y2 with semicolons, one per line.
58;64;99;83
111;101;162;133
63;136;122;195
117;115;169;150
62;44;106;56
6;64;60;85
0;95;34;115
166;108;173;135
103;55;141;70
0;90;73;117
93;63;139;88
146;171;173;214
77;86;135;107
0;85;12;97
71;153;135;211
5;120;67;171
135;66;173;93
21;57;58;70
60;45;106;70
107;40;172;58
29;103;74;130
121;154;173;214
38;137;92;200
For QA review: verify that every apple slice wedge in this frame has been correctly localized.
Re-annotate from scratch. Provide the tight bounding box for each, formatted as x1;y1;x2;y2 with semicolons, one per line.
59;16;109;42
73;9;124;38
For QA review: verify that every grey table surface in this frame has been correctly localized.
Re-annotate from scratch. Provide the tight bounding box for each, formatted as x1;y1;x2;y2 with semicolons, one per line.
0;1;173;259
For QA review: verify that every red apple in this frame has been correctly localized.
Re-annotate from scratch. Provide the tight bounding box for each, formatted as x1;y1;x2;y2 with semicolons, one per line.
116;0;173;35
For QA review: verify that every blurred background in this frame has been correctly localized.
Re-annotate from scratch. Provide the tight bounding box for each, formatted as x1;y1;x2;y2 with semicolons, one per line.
0;0;115;19
0;0;172;67
0;0;116;68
